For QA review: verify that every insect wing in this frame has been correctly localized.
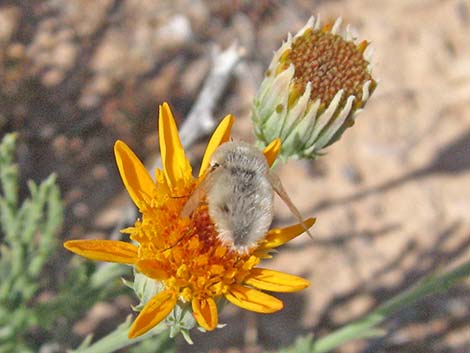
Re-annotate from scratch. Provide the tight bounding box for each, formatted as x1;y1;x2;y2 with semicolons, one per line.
180;167;221;218
267;170;314;239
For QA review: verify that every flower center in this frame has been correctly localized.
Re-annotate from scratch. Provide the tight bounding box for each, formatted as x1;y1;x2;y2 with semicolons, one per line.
285;28;372;105
133;187;258;302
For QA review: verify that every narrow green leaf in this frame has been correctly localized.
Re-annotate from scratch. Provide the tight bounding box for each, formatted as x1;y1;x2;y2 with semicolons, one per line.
279;262;470;353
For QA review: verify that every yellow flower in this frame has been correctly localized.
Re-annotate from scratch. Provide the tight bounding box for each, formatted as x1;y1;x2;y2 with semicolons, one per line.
64;103;315;339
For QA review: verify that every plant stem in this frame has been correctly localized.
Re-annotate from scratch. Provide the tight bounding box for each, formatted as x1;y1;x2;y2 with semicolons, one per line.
71;318;167;353
310;261;470;353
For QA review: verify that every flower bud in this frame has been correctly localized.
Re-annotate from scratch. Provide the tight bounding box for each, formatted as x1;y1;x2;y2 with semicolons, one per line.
252;16;377;160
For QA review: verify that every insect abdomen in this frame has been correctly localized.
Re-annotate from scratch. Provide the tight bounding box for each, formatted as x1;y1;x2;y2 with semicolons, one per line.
223;168;273;248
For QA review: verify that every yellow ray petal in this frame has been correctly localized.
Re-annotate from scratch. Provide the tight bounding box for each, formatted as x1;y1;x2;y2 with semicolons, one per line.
155;168;170;195
225;284;283;313
128;290;177;338
192;297;218;331
114;140;157;208
199;114;234;177
135;259;169;280
263;138;281;167
260;217;316;250
158;103;192;189
244;268;310;292
64;240;138;264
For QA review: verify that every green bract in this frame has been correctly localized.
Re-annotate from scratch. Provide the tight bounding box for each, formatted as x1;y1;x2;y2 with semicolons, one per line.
252;16;377;161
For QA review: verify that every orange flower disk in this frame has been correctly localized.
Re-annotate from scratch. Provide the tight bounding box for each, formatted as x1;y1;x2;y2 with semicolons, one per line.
64;103;315;338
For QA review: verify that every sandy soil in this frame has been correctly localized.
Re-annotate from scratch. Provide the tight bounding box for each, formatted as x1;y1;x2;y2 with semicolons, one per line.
1;1;469;352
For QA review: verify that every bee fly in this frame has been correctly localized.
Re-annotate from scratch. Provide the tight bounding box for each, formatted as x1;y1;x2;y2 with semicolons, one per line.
181;141;312;253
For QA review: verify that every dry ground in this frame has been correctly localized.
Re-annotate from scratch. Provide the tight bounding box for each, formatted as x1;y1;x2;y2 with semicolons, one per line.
1;0;469;352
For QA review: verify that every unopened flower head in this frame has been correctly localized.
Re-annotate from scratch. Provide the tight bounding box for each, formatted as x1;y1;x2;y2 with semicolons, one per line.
252;16;377;160
64;103;314;341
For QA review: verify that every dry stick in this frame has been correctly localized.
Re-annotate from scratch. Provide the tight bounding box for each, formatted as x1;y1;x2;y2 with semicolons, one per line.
109;43;244;242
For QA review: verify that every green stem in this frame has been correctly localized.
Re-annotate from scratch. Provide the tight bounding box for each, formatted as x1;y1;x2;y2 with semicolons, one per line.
310;261;470;353
71;318;167;353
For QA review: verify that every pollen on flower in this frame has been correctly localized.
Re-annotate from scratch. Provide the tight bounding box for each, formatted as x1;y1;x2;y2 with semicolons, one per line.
133;198;256;302
283;27;373;106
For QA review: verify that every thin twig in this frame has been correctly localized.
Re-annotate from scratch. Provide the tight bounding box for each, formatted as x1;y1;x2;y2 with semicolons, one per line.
177;43;245;149
109;43;244;242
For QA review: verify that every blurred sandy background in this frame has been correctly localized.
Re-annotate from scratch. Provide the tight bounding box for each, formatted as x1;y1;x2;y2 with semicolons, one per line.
1;0;469;352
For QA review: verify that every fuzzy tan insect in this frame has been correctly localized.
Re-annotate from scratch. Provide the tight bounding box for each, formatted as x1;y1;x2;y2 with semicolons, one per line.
181;141;312;253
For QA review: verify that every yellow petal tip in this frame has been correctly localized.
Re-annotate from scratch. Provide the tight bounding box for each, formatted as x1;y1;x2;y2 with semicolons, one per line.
113;138;156;207
263;138;282;167
199;113;235;176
